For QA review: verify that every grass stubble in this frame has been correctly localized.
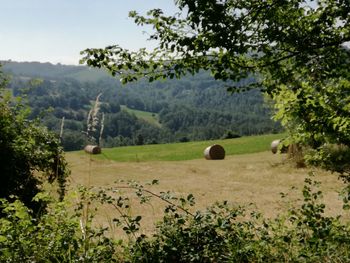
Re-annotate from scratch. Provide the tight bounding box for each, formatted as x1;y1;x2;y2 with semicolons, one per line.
65;148;347;238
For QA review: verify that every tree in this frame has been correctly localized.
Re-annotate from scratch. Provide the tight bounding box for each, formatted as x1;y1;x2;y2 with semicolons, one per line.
81;0;350;175
0;68;69;215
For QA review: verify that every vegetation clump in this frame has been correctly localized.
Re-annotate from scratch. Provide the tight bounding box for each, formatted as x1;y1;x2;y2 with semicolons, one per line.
1;175;350;262
0;71;69;215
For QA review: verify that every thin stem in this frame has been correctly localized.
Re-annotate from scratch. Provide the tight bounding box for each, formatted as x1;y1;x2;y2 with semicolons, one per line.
113;185;195;217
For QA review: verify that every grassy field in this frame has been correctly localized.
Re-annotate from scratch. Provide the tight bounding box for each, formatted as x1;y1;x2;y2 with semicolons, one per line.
120;105;161;127
64;134;348;238
88;133;285;162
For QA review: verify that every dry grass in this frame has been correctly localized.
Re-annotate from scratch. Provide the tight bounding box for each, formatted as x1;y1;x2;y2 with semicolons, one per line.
65;151;348;237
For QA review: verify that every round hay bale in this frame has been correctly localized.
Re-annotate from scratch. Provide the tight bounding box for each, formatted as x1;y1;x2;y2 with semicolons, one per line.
204;144;225;160
271;139;289;154
84;145;101;154
271;139;281;154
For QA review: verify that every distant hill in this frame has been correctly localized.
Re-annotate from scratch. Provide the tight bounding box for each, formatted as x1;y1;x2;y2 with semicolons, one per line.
2;60;282;151
1;61;111;82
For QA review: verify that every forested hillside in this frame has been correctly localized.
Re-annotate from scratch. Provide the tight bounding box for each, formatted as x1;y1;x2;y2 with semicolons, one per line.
3;61;281;150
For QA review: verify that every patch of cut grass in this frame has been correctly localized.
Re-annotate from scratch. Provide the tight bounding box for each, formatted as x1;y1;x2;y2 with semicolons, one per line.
66;150;346;238
121;105;161;127
90;133;284;162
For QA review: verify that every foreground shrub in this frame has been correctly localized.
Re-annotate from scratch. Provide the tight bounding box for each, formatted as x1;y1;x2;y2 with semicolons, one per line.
306;144;350;181
0;77;69;216
125;174;350;262
0;196;119;262
1;174;350;262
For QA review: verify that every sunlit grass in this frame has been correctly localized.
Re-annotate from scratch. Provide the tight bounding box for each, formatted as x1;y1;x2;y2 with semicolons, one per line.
66;147;346;238
120;105;161;127
80;133;285;162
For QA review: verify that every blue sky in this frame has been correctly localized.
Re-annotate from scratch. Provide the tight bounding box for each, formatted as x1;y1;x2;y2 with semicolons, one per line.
0;0;178;65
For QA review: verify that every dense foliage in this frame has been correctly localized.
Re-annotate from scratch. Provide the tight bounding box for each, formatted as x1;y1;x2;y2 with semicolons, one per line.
4;62;281;150
0;197;118;262
81;0;350;174
0;71;69;215
128;177;350;262
1;175;350;262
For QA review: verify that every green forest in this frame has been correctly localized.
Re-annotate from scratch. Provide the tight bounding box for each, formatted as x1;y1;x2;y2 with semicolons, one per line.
3;61;281;151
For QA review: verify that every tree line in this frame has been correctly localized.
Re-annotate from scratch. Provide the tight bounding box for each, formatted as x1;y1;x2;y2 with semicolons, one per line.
5;63;281;151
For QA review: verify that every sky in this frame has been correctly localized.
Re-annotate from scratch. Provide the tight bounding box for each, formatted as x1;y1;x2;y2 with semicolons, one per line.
0;0;178;65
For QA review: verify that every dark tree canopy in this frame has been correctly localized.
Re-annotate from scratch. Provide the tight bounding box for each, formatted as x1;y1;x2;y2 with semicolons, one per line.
81;0;350;90
0;70;69;215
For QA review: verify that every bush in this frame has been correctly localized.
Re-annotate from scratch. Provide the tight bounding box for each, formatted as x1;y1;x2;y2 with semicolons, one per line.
1;174;350;262
222;130;241;139
126;175;350;262
0;80;69;215
0;195;119;262
306;144;350;181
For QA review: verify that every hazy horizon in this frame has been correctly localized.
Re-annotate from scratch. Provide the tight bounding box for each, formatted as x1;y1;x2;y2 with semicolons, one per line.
0;0;178;65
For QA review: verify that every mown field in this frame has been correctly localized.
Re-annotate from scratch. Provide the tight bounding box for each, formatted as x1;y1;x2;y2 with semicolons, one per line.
65;134;347;237
87;133;284;162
